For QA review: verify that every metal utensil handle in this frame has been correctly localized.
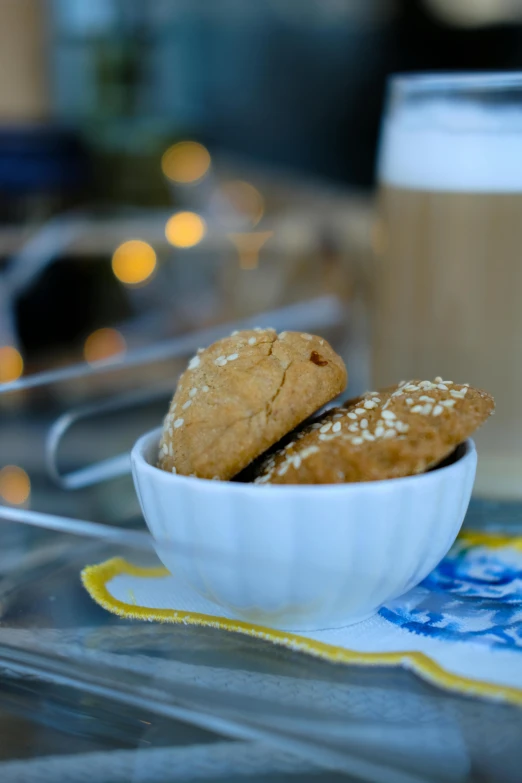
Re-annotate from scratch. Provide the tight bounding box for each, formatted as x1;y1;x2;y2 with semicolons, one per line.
45;386;171;490
0;504;154;550
1;295;344;395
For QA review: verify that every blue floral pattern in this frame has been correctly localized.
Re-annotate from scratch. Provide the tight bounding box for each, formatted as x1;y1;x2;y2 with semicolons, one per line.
379;538;522;650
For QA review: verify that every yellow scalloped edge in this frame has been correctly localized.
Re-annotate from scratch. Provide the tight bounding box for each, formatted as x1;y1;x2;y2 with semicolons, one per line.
81;530;522;708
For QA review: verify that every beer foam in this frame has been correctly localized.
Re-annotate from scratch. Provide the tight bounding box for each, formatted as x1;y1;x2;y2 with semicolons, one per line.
378;100;522;192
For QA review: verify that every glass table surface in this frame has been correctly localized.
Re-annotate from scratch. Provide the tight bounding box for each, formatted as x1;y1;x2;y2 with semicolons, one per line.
0;506;521;783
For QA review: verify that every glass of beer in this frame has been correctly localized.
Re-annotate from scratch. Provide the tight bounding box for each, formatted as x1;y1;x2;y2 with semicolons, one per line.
373;73;522;498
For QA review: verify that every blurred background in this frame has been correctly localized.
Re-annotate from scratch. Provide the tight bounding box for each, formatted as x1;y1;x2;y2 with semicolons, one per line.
2;0;522;512
2;4;522;774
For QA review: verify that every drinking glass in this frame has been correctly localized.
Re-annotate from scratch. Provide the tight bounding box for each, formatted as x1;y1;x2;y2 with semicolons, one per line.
373;73;522;499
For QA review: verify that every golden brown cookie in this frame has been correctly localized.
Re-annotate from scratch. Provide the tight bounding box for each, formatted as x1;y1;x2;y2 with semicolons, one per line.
253;378;494;485
158;329;347;480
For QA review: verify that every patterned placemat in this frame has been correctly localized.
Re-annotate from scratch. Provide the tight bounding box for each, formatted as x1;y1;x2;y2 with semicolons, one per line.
82;531;522;707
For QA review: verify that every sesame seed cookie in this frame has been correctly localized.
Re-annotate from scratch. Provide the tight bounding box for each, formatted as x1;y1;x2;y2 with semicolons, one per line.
253;378;494;485
158;329;347;480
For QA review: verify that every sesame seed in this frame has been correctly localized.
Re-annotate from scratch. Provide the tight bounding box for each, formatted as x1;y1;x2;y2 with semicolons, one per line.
202;385;209;392
372;397;381;403
168;427;173;436
332;421;342;433
301;333;313;340
171;466;177;474
227;353;239;361
278;464;290;476
440;399;456;408
364;400;376;409
311;423;322;429
333;413;344;419
375;426;385;437
463;383;469;387
396;421;409;433
174;418;184;428
293;456;302;469
347;412;357;420
169;443;174;456
404;384;419;392
300;446;319;459
248;337;256;345
383;428;396;438
162;443;168;454
182;400;192;410
411;405;423;413
360;418;368;429
437;384;448;391
352;437;364;445
406;398;413;405
450;389;466;398
188;355;200;370
432;405;444;416
215;356;227;366
355;408;365;415
190;388;198;397
362;430;375;441
419;395;435;403
348;423;359;432
254;327;263;332
320;422;332;434
279;332;287;339
421;403;433;415
382;410;396;420
434;376;443;383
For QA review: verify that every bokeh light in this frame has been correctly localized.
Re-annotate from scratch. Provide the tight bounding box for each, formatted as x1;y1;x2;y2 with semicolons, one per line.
0;346;23;383
425;0;514;26
228;231;274;269
161;141;211;184
84;328;127;365
165;212;207;248
112;240;156;285
0;465;30;505
221;180;264;226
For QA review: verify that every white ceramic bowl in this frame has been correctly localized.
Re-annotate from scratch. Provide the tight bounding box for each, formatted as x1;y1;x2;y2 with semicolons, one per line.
131;427;477;631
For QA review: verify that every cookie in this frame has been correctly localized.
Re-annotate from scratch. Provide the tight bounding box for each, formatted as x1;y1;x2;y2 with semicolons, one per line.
253;378;494;485
157;329;347;480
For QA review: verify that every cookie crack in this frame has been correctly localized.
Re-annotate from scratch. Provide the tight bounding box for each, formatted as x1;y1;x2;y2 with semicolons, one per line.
266;350;292;419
